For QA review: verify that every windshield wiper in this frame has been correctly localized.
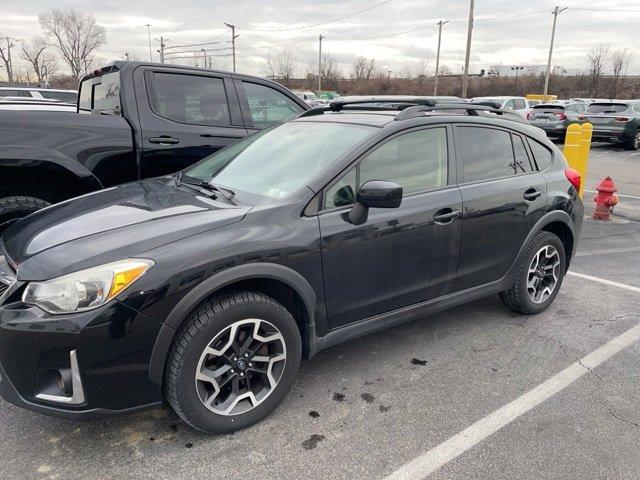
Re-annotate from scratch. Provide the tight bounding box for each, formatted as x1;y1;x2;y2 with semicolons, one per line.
176;173;236;204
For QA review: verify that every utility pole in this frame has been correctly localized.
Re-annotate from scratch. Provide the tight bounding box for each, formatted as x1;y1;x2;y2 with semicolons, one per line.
201;49;207;69
544;6;567;97
318;34;324;91
146;24;153;62
433;20;449;95
224;23;239;72
158;36;166;63
461;0;474;98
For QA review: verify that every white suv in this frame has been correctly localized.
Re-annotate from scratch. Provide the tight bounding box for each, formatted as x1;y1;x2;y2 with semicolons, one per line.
471;96;538;117
0;87;77;103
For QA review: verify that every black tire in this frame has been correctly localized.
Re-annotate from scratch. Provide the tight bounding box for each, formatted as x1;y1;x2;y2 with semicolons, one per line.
499;231;566;315
624;128;640;150
0;196;50;233
165;291;302;433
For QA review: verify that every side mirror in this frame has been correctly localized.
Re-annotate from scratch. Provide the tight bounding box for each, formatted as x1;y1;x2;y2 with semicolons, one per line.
348;180;402;225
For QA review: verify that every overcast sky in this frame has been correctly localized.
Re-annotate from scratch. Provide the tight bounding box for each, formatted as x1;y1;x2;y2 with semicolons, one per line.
2;0;639;79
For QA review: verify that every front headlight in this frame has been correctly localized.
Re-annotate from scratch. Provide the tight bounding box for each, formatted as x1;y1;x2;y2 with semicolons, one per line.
22;259;154;314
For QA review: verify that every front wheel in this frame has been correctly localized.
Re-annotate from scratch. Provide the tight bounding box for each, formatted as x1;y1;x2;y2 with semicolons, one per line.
499;231;566;315
0;196;50;234
165;291;302;433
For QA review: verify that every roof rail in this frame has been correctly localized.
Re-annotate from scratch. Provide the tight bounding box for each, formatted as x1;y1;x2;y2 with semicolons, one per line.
298;97;438;118
394;102;529;124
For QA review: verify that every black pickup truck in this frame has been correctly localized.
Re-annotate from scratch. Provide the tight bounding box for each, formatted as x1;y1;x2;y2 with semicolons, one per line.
0;61;308;231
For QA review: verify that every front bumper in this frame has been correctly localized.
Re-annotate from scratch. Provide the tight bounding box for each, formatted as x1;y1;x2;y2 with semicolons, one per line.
0;296;165;418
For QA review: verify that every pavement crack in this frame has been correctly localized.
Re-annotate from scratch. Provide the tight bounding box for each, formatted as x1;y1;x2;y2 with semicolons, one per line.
597;400;640;429
539;335;603;382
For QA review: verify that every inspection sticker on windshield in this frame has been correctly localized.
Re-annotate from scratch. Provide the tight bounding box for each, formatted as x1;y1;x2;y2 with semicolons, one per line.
263;188;288;198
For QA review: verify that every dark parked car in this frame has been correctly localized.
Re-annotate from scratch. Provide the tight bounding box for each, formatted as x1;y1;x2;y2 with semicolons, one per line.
0;61;308;232
527;102;586;138
578;100;640;149
0;100;583;433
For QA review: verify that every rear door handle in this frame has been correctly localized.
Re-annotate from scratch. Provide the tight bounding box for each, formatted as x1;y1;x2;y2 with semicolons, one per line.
523;188;542;201
433;209;461;225
149;136;180;145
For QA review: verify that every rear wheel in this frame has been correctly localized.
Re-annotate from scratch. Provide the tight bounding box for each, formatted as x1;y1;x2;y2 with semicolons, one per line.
0;196;50;234
165;291;301;433
499;231;566;314
624;128;640;150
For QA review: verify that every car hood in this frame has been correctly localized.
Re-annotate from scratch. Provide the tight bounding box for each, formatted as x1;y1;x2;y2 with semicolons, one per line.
2;178;251;280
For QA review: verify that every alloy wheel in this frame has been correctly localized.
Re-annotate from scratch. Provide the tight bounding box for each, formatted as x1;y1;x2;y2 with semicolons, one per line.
634;130;640;150
527;245;561;304
195;318;286;416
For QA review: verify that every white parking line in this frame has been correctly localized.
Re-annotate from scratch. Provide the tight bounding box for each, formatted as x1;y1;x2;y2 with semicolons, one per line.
384;274;640;480
575;247;640;257
584;189;640;200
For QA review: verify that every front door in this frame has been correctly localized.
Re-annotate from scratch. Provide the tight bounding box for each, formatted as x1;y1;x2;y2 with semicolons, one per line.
134;67;247;179
318;126;462;329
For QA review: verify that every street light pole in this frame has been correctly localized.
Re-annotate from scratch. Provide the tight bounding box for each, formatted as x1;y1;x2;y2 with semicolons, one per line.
145;24;153;62
433;20;449;95
543;6;566;97
461;0;474;98
318;34;324;91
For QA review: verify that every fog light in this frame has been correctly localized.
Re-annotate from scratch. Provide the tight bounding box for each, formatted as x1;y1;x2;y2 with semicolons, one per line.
35;350;85;405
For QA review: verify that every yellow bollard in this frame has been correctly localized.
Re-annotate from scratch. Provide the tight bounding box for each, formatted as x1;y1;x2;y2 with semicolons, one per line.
563;123;582;176
577;122;593;199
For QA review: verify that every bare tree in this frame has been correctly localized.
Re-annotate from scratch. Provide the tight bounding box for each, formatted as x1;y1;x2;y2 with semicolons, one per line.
321;53;339;86
264;48;296;86
39;9;106;78
609;48;633;99
351;56;375;80
0;34;15;84
21;36;58;84
416;56;429;78
587;43;610;96
399;64;414;80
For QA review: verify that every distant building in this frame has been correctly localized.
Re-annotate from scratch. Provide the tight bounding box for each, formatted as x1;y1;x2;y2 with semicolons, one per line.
487;65;569;77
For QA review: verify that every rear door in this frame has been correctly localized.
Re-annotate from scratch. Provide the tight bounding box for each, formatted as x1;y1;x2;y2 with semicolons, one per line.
134;66;247;179
454;124;547;289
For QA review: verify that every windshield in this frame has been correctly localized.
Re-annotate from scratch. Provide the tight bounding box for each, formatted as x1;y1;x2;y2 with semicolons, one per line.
186;121;374;199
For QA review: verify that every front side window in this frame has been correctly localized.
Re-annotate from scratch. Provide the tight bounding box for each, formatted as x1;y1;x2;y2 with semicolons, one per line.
323;128;448;209
186;121;373;199
459;127;517;182
243;82;304;128
149;72;230;126
503;99;515;110
513;98;526;110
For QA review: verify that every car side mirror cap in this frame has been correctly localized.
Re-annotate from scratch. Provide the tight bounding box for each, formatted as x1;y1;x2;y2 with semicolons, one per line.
347;180;403;225
356;180;403;209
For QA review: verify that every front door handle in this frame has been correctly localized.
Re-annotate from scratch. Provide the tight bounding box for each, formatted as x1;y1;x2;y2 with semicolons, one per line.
523;188;542;201
433;209;461;225
149;136;180;145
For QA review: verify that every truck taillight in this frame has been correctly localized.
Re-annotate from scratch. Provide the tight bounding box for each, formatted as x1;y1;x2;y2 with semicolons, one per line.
565;168;581;192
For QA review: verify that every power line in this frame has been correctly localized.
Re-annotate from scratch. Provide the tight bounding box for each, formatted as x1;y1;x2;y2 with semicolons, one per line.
234;0;394;31
164;41;231;51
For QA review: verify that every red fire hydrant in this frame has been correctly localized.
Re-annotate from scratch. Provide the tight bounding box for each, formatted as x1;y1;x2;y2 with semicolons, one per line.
593;176;619;220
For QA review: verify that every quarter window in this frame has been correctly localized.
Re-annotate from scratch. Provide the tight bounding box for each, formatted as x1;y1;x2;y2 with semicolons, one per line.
512;134;533;173
459;127;517;182
243;82;304;127
149;72;230;126
528;139;553;170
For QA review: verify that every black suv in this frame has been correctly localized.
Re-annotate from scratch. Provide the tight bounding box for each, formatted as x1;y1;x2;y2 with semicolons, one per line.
0;99;583;433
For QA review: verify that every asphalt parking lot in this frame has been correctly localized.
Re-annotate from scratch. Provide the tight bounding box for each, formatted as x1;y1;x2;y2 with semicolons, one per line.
1;145;638;480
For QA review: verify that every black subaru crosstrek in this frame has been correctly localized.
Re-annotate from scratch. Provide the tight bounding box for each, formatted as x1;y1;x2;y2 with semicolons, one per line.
0;99;583;433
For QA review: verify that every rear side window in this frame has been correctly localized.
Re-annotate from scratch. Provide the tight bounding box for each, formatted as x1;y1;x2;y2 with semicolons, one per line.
149;72;230;126
79;72;121;115
586;103;628;114
243;82;304;128
459;127;517;182
528;139;553;170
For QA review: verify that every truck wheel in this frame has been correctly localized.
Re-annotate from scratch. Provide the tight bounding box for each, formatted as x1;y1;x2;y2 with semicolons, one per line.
499;231;566;315
0;196;50;233
165;291;302;433
624;129;640;150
